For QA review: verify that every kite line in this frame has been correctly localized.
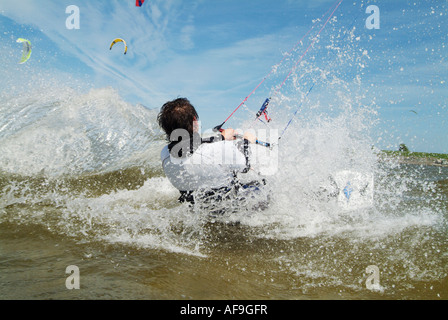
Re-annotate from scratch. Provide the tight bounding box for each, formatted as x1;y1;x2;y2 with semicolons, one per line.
214;0;345;148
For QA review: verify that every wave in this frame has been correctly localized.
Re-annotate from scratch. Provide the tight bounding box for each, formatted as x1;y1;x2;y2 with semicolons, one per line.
0;86;164;177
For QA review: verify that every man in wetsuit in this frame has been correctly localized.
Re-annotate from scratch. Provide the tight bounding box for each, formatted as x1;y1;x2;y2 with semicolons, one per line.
157;98;258;204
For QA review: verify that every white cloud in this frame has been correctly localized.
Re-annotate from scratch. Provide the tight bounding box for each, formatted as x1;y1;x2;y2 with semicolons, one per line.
180;25;195;50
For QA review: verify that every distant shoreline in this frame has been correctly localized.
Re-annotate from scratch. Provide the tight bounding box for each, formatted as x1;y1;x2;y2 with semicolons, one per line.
380;151;448;167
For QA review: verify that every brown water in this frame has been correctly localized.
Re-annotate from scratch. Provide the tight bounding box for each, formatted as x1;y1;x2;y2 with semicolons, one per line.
1;164;447;300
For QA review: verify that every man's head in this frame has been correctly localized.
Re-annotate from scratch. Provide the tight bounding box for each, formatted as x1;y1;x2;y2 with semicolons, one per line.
157;98;199;141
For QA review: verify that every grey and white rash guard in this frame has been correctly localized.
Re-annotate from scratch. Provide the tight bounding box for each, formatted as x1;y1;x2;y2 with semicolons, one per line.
161;135;250;192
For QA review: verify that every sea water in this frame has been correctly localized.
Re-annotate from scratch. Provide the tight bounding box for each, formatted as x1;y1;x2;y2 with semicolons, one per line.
0;82;446;300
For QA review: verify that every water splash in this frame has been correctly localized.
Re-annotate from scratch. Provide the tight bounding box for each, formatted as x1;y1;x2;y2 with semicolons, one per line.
0;87;162;177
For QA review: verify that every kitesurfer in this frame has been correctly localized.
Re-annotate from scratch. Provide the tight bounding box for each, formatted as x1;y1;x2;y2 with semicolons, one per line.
158;98;263;206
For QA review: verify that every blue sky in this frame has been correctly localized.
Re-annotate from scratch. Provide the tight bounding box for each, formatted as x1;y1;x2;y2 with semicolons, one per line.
0;0;447;153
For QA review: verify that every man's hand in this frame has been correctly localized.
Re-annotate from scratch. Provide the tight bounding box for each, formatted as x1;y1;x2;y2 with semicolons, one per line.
221;129;257;144
243;132;257;144
221;129;237;140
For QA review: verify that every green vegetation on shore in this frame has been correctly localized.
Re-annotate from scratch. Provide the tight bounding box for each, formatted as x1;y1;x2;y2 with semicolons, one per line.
378;143;447;161
381;150;448;160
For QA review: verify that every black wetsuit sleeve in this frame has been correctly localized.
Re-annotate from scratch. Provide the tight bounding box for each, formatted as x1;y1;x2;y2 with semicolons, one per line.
200;135;224;144
236;139;251;173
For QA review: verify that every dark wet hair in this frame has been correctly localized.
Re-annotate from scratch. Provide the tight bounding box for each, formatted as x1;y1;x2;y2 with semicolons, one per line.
157;98;199;141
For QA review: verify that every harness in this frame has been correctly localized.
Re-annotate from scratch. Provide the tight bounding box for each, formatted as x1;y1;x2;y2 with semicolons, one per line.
166;133;252;204
179;179;266;205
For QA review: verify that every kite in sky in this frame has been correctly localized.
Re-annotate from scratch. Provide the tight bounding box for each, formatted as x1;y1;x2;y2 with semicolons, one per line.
16;38;32;64
110;38;128;55
136;0;145;7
